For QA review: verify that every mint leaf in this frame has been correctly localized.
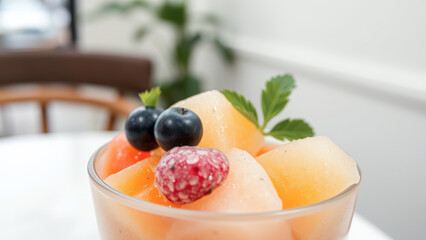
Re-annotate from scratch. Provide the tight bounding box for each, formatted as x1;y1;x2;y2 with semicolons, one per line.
139;87;161;107
221;90;259;127
267;119;314;141
221;74;314;140
261;75;295;129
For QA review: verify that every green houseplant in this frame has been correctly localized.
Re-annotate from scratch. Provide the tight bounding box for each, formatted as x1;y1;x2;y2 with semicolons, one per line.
91;0;234;106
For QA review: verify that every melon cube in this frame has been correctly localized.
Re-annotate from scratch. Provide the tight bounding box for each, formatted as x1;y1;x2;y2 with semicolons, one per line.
166;148;285;240
256;136;360;209
100;132;151;179
256;142;280;157
103;156;179;239
104;155;179;207
165;220;292;240
183;148;282;213
172;90;264;156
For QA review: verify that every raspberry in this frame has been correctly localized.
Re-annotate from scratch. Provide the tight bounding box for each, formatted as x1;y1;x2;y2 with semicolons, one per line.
155;146;230;204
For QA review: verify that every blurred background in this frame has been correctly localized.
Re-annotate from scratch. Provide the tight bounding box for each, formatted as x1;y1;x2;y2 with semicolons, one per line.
0;0;72;49
0;0;425;239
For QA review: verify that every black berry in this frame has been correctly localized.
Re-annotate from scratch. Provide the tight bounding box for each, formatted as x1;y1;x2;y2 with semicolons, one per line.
125;106;163;151
154;107;203;151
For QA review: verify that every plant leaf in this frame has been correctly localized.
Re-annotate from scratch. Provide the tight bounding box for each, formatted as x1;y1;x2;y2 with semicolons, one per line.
90;2;128;19
133;26;150;41
213;37;235;63
89;0;151;20
188;33;202;46
157;1;187;27
160;76;202;107
128;0;152;10
139;87;161;107
261;74;295;127
174;33;202;68
268;119;314;141
221;90;259;127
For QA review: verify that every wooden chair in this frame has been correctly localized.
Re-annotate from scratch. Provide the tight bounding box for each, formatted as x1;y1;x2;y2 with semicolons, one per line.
0;50;151;134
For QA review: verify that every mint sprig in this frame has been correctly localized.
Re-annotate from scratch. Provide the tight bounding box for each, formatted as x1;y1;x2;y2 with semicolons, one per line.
139;87;161;107
221;74;314;141
267;119;314;141
261;75;295;131
221;90;259;127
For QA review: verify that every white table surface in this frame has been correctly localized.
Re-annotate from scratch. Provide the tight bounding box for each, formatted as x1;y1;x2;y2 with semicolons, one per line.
0;132;392;240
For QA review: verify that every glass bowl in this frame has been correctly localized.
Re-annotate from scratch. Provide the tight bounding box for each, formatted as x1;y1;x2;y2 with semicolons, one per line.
88;143;361;240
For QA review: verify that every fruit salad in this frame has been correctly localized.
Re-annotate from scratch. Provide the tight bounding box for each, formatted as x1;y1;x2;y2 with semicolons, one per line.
88;74;361;240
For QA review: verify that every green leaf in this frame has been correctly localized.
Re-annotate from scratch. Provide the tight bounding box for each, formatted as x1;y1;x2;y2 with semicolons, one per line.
174;33;202;68
188;33;202;46
89;0;151;20
221;90;259;127
139;87;161;107
267;119;314;141
90;2;128;19
157;1;187;27
128;0;151;10
261;75;296;128
160;76;202;107
213;37;235;63
133;26;150;41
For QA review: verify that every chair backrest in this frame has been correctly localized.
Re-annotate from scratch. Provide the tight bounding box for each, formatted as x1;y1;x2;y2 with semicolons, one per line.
0;50;152;133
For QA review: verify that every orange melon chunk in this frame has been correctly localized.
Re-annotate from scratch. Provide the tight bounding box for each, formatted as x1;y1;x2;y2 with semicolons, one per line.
255;142;280;157
104;155;179;208
256;136;360;209
172;90;264;156
103;155;180;239
167;148;286;240
101;132;151;179
184;148;281;213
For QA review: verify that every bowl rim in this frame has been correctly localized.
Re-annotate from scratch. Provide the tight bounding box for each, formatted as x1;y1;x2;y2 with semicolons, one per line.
88;142;361;221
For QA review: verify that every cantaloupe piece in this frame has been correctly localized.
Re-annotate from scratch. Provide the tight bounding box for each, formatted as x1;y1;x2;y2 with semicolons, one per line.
255;136;360;239
255;142;280;157
166;148;287;240
104;155;180;207
288;193;359;240
165;219;292;240
183;148;282;213
172;90;264;156
101;132;151;179
103;155;180;239
256;136;360;209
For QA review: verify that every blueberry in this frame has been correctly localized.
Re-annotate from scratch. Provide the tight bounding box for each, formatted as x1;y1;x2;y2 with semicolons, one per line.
125;106;163;151
154;107;203;151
